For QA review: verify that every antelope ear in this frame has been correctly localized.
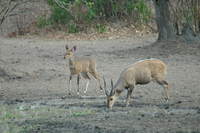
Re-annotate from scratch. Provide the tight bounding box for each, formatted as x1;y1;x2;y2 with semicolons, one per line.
72;46;76;51
66;44;69;50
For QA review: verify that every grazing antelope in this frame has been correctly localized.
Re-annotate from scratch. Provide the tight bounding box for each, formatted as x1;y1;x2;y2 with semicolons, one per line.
103;59;170;108
64;44;102;95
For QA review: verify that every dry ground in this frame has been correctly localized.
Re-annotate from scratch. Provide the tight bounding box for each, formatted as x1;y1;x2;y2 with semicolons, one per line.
0;34;200;133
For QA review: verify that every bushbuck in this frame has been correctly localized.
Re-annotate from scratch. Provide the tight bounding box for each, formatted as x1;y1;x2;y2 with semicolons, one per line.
64;44;102;95
103;59;170;108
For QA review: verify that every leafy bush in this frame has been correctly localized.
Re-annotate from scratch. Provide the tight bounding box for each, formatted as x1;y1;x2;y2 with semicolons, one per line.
48;0;74;27
68;24;78;33
42;0;151;33
96;24;106;33
37;15;48;28
135;0;151;23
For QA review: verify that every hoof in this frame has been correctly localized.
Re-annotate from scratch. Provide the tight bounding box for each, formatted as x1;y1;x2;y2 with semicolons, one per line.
84;91;87;93
165;98;169;102
165;106;169;109
62;96;66;99
69;93;71;95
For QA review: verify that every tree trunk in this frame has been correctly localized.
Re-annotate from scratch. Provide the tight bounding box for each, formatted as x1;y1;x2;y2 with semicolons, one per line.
153;0;173;41
194;0;200;33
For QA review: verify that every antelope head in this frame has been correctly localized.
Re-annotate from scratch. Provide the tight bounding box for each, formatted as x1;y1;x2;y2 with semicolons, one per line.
64;44;76;59
103;78;122;108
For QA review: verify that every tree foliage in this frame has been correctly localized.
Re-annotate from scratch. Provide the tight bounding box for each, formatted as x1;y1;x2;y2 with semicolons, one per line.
0;0;199;37
38;0;151;33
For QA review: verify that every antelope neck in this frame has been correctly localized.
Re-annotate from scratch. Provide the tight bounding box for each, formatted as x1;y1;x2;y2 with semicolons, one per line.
113;77;124;91
69;57;75;68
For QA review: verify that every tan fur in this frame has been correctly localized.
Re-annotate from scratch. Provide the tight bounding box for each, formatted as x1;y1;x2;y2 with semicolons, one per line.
64;45;102;95
104;59;170;108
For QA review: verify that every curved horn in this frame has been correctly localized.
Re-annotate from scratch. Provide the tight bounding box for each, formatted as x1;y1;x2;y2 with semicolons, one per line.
110;79;114;95
103;77;109;96
66;44;69;50
111;79;114;89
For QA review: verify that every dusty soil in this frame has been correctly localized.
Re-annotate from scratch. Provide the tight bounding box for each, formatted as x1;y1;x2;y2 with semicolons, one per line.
0;34;200;133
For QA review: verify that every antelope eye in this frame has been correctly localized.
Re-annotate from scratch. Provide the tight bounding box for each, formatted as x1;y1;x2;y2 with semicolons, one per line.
110;98;113;101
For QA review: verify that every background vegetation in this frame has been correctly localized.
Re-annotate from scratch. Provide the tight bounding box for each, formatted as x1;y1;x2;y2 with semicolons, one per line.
0;0;199;39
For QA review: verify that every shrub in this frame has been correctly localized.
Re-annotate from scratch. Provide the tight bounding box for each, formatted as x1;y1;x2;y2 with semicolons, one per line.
43;0;151;33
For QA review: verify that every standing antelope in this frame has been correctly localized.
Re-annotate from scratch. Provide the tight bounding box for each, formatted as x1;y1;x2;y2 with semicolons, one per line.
64;44;102;95
103;59;170;108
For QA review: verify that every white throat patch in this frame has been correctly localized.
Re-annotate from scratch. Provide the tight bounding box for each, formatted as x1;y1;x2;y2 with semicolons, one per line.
69;65;75;68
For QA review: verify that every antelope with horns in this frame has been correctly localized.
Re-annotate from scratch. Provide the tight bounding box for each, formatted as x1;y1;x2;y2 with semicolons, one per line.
103;59;170;108
64;44;102;95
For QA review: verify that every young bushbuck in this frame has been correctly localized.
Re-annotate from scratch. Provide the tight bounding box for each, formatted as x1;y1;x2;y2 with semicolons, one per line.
103;59;170;108
64;44;102;95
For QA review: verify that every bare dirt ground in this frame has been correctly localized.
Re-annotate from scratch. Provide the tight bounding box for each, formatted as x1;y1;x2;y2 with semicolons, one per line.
0;34;200;133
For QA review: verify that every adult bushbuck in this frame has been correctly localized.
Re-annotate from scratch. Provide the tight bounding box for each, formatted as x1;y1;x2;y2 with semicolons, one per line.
64;44;102;95
103;59;170;108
